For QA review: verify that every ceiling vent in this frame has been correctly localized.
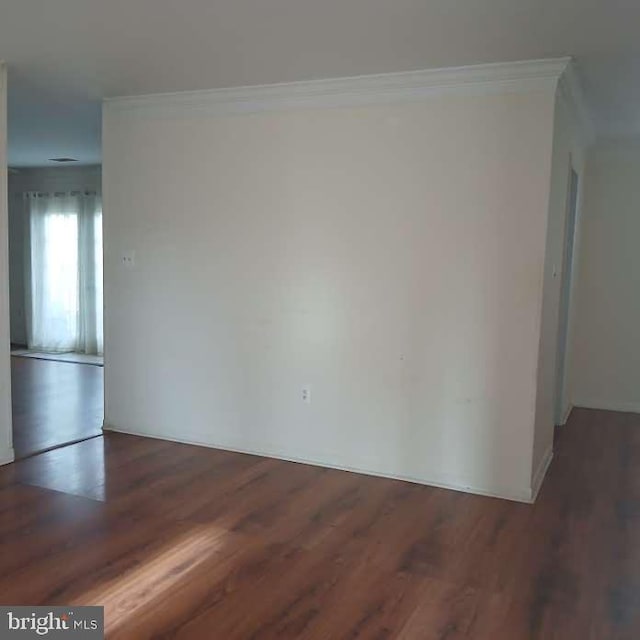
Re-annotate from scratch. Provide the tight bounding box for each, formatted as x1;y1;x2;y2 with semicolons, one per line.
49;157;78;163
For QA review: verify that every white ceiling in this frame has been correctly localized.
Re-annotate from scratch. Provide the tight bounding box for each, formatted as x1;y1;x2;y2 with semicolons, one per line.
3;0;640;166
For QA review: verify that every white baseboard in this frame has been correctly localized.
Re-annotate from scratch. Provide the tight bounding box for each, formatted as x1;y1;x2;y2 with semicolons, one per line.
103;423;534;504
0;446;15;466
559;404;573;426
572;399;640;415
530;445;553;503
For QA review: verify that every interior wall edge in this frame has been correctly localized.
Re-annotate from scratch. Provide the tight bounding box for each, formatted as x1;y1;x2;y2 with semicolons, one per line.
0;61;13;458
0;444;14;466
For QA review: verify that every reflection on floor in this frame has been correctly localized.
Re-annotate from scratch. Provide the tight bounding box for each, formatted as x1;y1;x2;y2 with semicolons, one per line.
11;356;104;459
0;408;639;638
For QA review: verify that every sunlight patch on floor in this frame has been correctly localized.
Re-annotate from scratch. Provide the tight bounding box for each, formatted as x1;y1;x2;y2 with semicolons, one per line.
72;525;229;635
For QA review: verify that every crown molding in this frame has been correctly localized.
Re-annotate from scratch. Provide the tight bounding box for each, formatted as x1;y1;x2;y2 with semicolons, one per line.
105;58;570;118
557;60;596;148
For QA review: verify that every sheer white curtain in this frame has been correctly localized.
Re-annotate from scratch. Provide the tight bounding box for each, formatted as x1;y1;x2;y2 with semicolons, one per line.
25;191;103;355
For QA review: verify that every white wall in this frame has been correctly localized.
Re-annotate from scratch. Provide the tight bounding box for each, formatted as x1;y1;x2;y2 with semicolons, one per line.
571;140;640;413
0;62;14;465
531;87;588;487
7;165;101;345
103;69;561;501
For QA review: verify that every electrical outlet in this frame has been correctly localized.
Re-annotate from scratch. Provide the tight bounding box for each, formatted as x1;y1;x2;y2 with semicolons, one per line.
302;386;311;404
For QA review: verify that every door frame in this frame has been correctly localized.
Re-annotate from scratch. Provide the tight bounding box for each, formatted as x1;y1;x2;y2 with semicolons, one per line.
554;155;581;426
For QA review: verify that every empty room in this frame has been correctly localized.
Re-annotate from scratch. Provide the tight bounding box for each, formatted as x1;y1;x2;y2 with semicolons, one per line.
1;2;639;638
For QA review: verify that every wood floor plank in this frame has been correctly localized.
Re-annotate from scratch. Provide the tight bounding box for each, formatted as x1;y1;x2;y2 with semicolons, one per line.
11;357;103;459
1;406;639;638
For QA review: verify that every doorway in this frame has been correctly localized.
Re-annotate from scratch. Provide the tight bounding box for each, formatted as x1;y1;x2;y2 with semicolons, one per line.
7;176;103;458
555;163;580;425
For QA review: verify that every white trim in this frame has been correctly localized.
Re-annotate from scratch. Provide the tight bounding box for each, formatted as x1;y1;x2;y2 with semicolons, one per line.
560;404;573;426
105;58;570;118
531;445;553;502
557;60;596;148
0;445;14;466
573;400;640;415
103;423;534;503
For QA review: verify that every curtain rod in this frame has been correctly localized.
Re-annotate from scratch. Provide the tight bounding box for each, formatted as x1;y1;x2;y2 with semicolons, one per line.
23;190;100;198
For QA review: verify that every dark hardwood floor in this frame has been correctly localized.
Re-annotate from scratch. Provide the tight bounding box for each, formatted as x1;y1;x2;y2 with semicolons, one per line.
0;407;638;638
11;356;104;459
